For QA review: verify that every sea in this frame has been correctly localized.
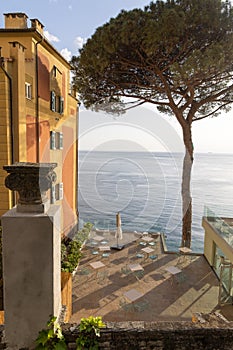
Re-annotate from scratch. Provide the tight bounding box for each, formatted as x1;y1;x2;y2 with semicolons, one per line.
78;151;233;253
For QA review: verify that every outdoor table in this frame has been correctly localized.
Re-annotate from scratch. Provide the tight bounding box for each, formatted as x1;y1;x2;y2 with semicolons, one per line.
165;266;182;274
179;247;192;254
142;232;149;236
93;235;104;242
128;263;144;281
99;246;111;251
121;289;149;312
89;261;106;279
178;247;192;264
123;288;143;302
142;236;154;242
128;263;144;272
165;265;182;284
141;247;154;259
100;240;109;245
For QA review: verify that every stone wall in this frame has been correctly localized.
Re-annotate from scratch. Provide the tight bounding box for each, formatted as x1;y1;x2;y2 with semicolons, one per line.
62;320;233;350
0;326;6;349
1;319;233;349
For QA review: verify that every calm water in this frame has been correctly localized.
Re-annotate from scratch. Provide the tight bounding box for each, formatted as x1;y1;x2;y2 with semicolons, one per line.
78;151;233;252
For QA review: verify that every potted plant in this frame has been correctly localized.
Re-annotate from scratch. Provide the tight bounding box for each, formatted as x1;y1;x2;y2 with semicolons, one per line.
61;223;93;322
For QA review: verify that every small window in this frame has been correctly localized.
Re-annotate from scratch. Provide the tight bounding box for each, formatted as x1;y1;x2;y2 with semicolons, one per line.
50;184;56;204
59;96;64;114
57;132;63;150
50;131;56;150
56;182;63;200
50;91;56;112
52;66;57;78
25;83;32;99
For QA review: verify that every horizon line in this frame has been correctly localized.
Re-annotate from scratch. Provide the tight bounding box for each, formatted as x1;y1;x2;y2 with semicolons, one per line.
78;150;232;155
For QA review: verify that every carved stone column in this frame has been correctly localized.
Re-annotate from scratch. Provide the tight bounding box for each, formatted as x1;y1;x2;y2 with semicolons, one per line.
2;162;61;349
3;162;57;213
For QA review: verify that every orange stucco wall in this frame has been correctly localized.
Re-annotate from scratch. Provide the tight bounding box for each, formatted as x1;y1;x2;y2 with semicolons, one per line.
26;116;50;163
38;52;50;101
62;125;76;235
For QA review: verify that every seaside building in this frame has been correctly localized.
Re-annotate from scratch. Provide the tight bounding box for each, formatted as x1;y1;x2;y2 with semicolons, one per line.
0;12;79;236
202;209;233;305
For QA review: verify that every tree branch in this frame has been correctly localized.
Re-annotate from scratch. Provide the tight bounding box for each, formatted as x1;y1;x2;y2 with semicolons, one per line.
193;101;233;121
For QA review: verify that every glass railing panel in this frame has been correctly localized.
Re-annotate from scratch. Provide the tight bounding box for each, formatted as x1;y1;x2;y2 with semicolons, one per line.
204;206;233;247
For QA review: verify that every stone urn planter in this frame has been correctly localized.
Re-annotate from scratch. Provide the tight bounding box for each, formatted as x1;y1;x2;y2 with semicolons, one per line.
3;162;57;213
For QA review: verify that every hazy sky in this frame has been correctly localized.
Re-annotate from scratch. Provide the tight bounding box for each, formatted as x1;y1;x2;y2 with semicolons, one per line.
1;0;233;153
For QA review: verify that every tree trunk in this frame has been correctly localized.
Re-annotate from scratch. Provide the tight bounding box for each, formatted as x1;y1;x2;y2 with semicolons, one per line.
181;123;194;248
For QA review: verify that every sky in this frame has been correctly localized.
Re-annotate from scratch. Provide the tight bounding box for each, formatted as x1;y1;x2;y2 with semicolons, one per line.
0;0;233;153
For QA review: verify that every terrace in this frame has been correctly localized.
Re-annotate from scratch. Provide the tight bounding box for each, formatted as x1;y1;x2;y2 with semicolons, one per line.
70;230;233;323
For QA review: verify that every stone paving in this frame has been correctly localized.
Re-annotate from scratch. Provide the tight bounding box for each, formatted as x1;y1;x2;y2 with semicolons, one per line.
71;231;232;323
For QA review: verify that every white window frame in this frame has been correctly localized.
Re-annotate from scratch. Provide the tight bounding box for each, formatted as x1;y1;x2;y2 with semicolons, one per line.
59;96;64;114
50;184;56;204
56;132;63;150
25;82;32;99
51;91;56;112
50;131;56;150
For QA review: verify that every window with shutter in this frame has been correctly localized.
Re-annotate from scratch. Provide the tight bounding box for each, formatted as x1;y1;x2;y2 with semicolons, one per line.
25;83;32;99
57;132;63;150
50;91;56;111
59;96;64;114
50;131;56;150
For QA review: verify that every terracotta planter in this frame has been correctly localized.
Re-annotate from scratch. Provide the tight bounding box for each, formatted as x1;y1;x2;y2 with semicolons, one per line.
61;271;72;322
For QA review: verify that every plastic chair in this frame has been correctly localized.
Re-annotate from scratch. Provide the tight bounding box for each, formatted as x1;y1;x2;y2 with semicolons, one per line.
174;271;186;285
149;254;158;261
121;266;131;275
119;299;134;312
134;299;149;312
97;270;109;285
133;270;144;281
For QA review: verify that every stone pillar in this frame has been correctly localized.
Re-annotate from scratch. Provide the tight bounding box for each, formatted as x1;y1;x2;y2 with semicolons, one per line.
1;162;61;349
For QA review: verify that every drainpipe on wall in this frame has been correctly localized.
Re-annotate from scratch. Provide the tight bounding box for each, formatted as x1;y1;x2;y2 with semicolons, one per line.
35;38;43;163
76;102;80;230
0;47;16;207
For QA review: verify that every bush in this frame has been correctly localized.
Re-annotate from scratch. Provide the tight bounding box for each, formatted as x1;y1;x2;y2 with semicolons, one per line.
76;316;106;350
61;222;93;273
61;240;82;273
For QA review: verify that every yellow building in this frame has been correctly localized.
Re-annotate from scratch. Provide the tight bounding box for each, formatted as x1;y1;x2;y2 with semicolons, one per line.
0;12;78;236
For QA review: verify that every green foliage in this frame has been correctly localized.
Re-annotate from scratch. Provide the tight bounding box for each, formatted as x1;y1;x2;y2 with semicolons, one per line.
76;316;106;350
74;222;93;245
72;0;233;121
61;223;93;273
61;240;82;273
35;315;105;350
35;316;67;350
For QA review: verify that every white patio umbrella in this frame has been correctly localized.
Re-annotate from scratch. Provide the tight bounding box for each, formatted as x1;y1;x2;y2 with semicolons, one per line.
115;212;123;248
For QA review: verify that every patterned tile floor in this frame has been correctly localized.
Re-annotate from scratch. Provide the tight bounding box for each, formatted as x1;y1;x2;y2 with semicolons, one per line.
71;231;232;323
